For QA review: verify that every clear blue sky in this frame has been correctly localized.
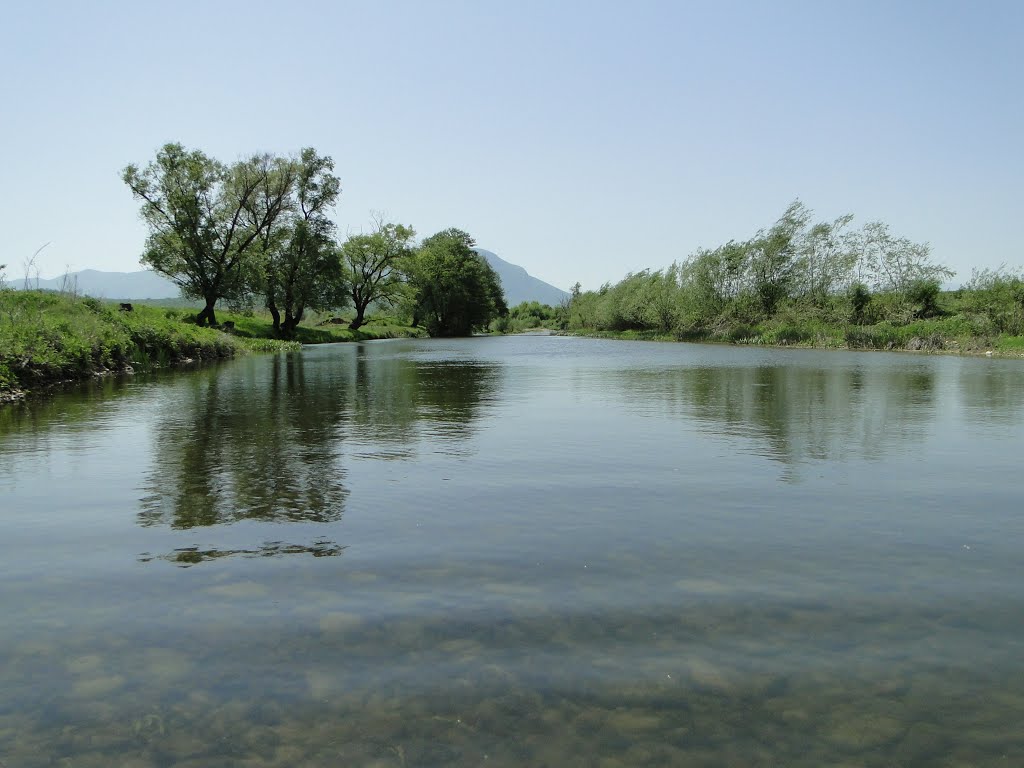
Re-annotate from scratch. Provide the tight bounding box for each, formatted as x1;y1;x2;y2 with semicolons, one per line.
3;0;1021;290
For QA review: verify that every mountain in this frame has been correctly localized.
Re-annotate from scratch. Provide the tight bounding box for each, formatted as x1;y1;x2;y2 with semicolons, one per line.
474;249;568;307
15;269;181;299
16;252;568;307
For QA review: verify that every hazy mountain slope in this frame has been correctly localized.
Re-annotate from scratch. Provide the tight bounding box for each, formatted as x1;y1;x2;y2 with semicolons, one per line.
474;248;568;307
15;269;181;299
15;252;568;307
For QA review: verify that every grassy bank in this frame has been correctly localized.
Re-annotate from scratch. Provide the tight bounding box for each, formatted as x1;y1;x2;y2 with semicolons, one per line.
564;315;1024;357
0;291;427;402
0;291;296;401
215;309;427;344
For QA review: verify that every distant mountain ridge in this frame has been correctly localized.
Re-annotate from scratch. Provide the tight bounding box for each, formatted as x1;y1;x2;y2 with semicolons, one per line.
16;250;568;306
473;249;568;307
14;269;182;299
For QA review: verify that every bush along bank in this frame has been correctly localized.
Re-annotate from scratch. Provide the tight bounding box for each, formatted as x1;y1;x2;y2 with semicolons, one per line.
565;314;1024;356
564;201;1024;357
0;291;299;401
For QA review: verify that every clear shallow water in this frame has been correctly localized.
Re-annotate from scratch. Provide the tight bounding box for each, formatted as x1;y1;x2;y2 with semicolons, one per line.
1;336;1023;767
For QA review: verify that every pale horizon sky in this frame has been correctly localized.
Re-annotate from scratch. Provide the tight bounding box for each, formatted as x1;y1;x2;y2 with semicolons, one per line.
3;0;1022;291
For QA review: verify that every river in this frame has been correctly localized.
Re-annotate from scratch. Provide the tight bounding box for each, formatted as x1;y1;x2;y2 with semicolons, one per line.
1;335;1023;766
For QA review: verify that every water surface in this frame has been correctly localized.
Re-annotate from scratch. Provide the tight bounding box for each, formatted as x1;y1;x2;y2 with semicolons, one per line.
2;336;1023;766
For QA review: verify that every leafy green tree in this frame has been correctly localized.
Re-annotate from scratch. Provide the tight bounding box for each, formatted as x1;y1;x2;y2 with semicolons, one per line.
253;149;345;338
964;266;1024;334
679;241;748;326
567;281;603;329
745;200;811;315
905;278;943;319
644;265;684;332
795;213;857;304
339;218;416;330
504;300;561;331
848;282;872;324
123;143;293;326
403;228;507;337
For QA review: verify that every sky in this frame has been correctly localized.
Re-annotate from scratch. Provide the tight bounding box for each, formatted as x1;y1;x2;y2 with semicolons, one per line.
2;0;1022;291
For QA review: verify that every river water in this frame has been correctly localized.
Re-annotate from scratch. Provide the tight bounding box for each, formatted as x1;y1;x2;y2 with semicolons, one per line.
1;335;1023;767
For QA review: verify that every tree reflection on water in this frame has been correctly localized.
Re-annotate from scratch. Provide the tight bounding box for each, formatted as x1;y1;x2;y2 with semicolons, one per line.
136;344;501;562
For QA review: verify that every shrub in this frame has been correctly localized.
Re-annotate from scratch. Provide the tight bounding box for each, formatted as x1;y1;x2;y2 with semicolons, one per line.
905;278;943;318
848;282;872;324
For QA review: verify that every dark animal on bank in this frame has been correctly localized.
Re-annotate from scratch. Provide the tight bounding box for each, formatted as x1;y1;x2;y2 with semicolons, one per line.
221;321;235;331
119;303;133;312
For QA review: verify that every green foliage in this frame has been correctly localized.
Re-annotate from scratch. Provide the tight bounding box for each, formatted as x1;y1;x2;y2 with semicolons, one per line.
848;282;872;324
746;200;810;315
80;296;105;313
996;335;1024;352
0;292;428;398
403;229;508;337
564;200;976;353
340;219;416;330
563;268;684;333
216;308;425;344
497;300;566;332
905;278;943;319
124;143;303;326
963;266;1024;335
0;291;243;395
852;221;953;294
253;148;347;339
795;214;857;303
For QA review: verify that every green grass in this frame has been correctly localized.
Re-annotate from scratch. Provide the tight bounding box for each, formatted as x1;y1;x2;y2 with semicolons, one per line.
216;309;426;344
566;314;1024;357
0;292;425;400
0;292;289;398
995;335;1024;352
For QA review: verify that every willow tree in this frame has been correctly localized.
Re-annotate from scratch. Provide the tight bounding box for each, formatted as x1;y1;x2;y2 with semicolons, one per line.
339;219;415;330
253;149;346;338
123;143;293;326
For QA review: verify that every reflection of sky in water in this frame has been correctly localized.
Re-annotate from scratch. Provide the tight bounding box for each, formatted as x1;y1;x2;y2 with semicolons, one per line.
1;337;1024;766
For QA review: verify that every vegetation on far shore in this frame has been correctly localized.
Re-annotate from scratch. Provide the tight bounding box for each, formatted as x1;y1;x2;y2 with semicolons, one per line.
1;140;509;401
122;143;506;338
557;201;1024;356
7;174;1024;405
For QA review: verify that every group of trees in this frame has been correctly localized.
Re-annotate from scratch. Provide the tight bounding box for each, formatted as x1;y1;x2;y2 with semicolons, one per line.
568;201;961;335
494;300;566;333
123;143;506;337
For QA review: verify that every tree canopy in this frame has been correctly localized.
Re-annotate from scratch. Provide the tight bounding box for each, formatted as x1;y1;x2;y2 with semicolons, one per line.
123;144;294;326
568;200;958;336
403;229;507;337
339;218;415;330
253;149;346;338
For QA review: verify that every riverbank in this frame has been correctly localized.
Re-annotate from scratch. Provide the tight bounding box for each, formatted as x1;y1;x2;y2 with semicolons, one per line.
214;309;427;344
0;291;296;401
0;291;427;402
561;318;1024;358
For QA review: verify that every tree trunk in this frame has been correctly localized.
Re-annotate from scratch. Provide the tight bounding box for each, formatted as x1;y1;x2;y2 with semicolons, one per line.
281;306;304;340
268;302;281;336
349;302;367;330
197;297;217;327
